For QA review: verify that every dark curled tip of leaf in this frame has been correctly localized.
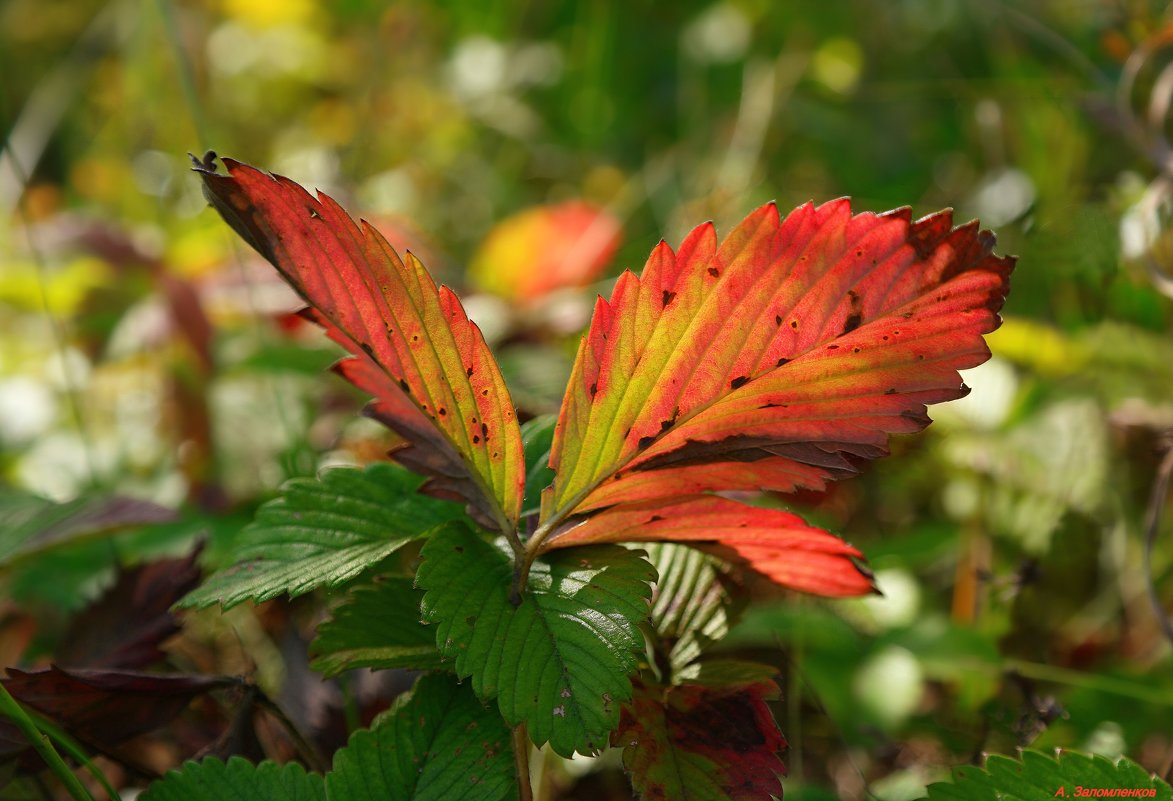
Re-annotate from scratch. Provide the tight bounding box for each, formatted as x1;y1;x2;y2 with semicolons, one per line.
188;150;218;172
730;375;750;390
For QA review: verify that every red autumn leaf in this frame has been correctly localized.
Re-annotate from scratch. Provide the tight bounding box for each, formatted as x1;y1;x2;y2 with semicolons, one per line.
613;676;786;801
1;667;235;746
193;155;525;533
552;495;872;597
469;201;622;301
539;200;1013;594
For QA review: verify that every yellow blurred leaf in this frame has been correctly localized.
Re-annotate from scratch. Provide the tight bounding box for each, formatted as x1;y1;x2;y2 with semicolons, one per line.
469;202;621;301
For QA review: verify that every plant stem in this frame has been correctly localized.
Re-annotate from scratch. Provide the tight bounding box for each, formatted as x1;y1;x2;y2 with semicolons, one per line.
253;691;329;774
0;683;96;801
512;724;534;801
30;715;119;801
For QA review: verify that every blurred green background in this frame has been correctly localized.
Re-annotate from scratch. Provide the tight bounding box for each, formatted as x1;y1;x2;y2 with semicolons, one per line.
2;1;1172;799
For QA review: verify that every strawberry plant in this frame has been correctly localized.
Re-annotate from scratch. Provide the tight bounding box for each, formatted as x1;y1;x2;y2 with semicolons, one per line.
142;153;1014;801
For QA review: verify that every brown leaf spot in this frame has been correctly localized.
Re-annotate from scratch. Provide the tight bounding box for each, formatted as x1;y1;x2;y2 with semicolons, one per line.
481;422;489;439
853;347;861;353
637;435;657;449
590;383;598;398
398;378;410;394
649;515;665;522
730;375;750;390
472;435;481;444
438;407;447;416
707;267;720;277
360;342;375;358
885;388;897;395
790;320;798;329
759;402;783;409
827;344;839;350
466;366;474;377
843;312;863;334
465;615;477;626
662;290;676;306
776;357;790;367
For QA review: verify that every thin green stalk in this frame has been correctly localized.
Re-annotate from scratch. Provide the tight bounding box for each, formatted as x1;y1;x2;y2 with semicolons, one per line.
512;724;534;801
1004;659;1173;707
28;715;118;801
0;683;96;801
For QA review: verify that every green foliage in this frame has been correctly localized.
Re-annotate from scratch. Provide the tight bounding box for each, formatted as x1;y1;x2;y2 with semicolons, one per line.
309;577;442;677
140;757;325;801
326;673;515;801
179;464;460;609
416;522;655;756
0;489;175;569
141;674;514;801
921;750;1173;801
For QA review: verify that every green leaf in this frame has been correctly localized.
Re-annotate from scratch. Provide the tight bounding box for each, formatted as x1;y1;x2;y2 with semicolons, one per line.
141;756;325;801
416;522;655;757
310;577;442;677
521;414;557;517
326;673;515;801
614;675;786;801
645;544;742;680
0;489;176;570
920;750;1173;801
180;464;460;609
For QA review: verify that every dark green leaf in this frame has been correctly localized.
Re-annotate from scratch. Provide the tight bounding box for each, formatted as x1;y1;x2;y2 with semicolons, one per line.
417;522;654;757
326;672;515;801
141;756;325;801
521;414;557;518
310;577;442;677
180;464;461;609
920;750;1172;801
